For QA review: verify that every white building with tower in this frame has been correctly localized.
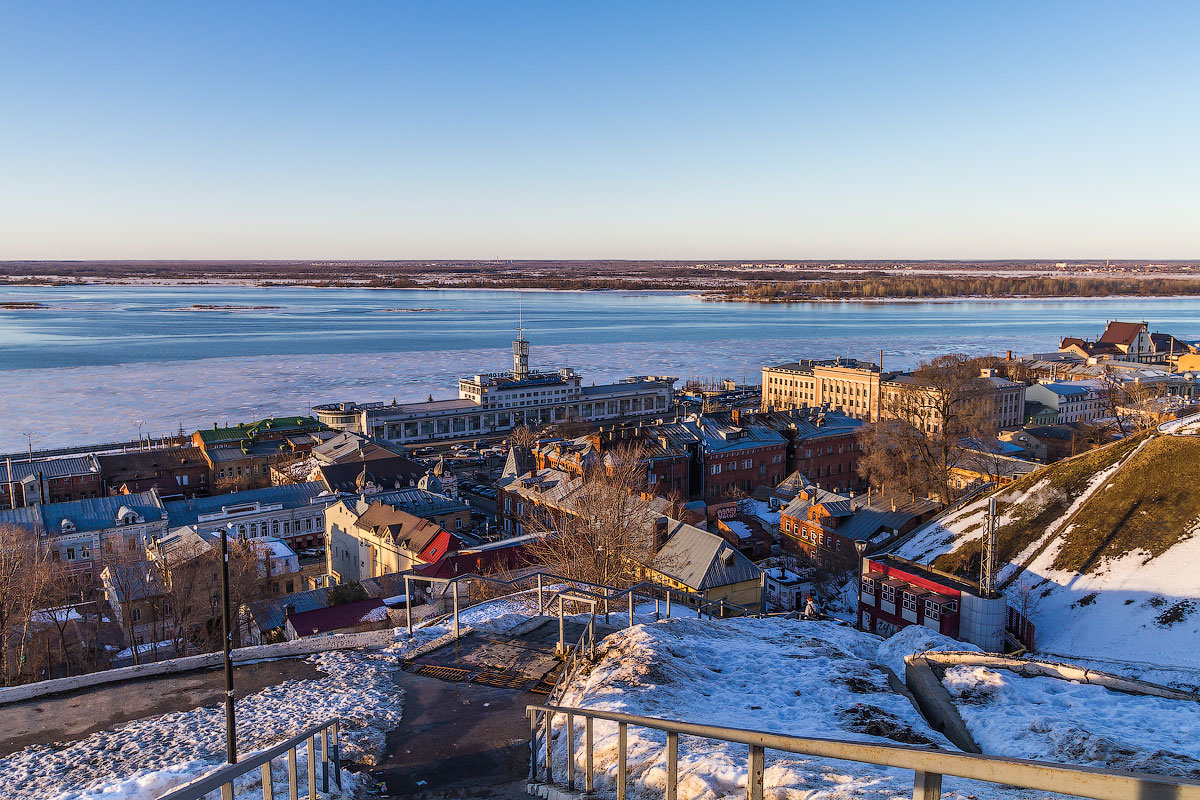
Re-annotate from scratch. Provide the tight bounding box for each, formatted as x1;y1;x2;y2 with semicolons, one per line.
313;331;676;444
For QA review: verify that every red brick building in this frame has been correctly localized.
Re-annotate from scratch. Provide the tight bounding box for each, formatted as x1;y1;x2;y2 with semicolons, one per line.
533;427;694;498
98;447;211;498
779;488;938;569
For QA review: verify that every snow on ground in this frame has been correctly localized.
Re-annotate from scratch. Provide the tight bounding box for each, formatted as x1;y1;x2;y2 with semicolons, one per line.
1009;530;1200;671
942;664;1200;776
551;616;988;800
0;649;402;800
874;625;981;678
1159;411;1200;435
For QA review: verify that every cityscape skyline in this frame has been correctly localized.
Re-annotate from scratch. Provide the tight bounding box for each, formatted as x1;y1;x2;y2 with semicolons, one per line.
1;1;1198;260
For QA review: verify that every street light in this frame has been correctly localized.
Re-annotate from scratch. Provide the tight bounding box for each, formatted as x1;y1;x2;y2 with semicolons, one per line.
854;540;869;630
221;523;237;763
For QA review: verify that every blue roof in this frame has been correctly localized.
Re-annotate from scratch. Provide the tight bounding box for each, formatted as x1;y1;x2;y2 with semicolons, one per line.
0;490;166;534
1037;382;1089;397
164;482;336;529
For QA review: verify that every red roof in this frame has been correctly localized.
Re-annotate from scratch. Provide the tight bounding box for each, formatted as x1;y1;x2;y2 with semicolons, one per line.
414;537;540;578
286;598;384;636
1098;321;1145;346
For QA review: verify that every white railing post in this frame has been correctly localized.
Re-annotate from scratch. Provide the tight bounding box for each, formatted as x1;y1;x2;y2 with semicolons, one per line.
666;730;678;800
617;722;628;800
545;709;554;783
566;713;576;790
748;745;764;800
404;576;413;636
452;581;460;641
558;598;565;655
628;595;635;628
261;761;274;800
913;770;942;800
307;736;317;800
585;716;594;794
287;747;298;800
666;591;671;618
529;712;538;781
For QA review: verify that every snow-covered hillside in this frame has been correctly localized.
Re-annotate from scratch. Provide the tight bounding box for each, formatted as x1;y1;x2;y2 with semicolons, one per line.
892;433;1200;672
551;617;989;800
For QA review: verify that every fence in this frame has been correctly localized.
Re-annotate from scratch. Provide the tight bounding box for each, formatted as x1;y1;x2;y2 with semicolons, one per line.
1006;605;1036;650
401;568;767;645
526;703;1200;800
155;719;341;800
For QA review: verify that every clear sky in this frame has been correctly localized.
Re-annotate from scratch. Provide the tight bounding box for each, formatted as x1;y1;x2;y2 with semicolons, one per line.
1;1;1197;260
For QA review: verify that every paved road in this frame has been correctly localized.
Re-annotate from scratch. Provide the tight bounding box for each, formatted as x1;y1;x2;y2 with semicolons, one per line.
372;670;534;799
0;658;324;757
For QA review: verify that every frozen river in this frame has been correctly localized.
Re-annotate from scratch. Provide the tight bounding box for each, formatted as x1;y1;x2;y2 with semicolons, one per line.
1;284;1198;452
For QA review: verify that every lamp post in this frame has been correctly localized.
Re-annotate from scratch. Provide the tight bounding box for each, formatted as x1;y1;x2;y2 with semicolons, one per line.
221;523;237;763
854;540;869;630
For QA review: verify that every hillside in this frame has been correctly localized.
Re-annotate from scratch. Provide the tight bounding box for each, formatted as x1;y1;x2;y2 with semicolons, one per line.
893;431;1200;670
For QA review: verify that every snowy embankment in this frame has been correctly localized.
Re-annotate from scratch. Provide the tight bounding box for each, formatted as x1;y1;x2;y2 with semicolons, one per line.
550;617;990;800
0;591;544;800
943;664;1200;777
1;650;403;800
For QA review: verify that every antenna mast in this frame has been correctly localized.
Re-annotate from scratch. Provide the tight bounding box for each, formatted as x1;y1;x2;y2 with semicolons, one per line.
980;496;997;597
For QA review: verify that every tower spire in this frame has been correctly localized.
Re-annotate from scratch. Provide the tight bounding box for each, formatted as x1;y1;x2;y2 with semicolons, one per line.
513;291;530;380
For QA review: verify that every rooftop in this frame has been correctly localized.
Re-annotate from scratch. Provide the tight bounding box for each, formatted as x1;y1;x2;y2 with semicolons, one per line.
163;482;335;529
1;454;100;484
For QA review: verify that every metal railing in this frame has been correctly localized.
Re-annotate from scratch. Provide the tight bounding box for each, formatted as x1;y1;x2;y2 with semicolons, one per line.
402;569;765;643
525;703;1200;800
155;719;341;800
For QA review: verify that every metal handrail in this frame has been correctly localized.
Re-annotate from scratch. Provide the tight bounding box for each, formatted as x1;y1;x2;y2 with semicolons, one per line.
155;719;341;800
403;568;762;640
526;703;1200;800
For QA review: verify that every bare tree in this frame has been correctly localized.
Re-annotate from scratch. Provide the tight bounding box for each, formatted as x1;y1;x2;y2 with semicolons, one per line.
0;524;52;685
508;425;541;450
859;354;996;502
1006;573;1045;629
39;568;88;676
1098;367;1165;436
522;444;662;588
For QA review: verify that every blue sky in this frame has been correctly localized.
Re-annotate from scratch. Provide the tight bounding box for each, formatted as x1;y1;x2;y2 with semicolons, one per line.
0;1;1196;260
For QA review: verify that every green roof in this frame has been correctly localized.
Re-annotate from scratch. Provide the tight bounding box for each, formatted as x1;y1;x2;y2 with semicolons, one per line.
197;416;321;445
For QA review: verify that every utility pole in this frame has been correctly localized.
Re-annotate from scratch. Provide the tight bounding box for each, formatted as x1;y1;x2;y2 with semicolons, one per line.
221;523;237;764
22;431;34;462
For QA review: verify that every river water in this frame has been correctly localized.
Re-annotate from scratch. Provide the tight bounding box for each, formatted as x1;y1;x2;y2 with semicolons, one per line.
1;284;1197;452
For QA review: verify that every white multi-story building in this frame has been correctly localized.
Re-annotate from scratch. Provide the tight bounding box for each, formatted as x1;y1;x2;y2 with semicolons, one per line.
314;334;676;444
1025;380;1107;423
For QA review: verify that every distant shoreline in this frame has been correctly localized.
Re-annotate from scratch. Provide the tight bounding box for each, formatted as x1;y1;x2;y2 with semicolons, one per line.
2;275;1199;304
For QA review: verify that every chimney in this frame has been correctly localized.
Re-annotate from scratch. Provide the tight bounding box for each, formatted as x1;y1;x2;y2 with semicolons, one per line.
654;516;670;550
1006;350;1013;361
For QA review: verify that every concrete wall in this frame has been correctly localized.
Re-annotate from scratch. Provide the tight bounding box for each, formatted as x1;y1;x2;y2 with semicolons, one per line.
0;626;398;707
919;651;1200;701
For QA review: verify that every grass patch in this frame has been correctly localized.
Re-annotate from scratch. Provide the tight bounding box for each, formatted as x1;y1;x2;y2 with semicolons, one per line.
1050;436;1200;574
932;434;1147;578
